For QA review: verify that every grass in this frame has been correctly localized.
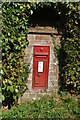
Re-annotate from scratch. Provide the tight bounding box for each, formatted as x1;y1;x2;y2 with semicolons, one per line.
1;92;80;119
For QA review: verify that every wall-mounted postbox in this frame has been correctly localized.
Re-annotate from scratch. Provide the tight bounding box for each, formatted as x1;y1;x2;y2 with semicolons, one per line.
32;46;50;89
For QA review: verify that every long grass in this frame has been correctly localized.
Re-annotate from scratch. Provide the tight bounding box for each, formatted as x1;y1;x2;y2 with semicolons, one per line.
2;92;80;119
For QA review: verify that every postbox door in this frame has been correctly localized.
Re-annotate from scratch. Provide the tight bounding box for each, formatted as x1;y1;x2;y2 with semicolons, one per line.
32;46;50;89
34;56;48;87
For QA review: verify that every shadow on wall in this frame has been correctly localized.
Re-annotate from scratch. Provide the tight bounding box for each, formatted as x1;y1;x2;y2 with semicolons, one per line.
51;34;66;92
29;5;66;34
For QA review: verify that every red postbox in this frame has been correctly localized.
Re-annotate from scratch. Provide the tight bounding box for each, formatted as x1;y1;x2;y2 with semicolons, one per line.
32;46;50;89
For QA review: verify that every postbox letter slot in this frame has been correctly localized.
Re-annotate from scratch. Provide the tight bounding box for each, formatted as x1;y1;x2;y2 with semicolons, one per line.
35;53;48;56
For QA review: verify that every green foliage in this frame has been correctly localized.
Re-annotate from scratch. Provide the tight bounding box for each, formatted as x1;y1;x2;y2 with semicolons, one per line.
62;3;80;94
51;3;80;94
2;93;79;119
2;3;29;107
2;2;80;107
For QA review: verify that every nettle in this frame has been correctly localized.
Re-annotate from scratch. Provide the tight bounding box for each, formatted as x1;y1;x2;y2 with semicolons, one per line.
2;2;80;107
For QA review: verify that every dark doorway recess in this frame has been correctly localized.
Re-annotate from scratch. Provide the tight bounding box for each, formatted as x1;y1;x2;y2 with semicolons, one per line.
29;5;66;33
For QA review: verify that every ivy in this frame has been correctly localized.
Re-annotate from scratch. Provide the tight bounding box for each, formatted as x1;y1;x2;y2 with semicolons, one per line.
50;2;80;94
2;2;80;107
2;3;29;108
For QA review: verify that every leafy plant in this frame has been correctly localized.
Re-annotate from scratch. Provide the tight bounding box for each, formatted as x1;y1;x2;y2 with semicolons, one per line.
51;3;80;94
2;3;29;108
2;2;80;107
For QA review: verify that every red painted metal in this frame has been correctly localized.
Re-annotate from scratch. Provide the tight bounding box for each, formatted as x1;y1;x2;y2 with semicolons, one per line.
32;46;50;89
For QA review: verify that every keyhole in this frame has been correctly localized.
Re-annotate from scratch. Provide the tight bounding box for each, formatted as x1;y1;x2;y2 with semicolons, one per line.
40;48;43;52
37;73;39;76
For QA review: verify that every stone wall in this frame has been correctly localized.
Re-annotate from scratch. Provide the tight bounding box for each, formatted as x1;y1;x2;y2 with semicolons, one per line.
18;26;61;103
25;26;61;92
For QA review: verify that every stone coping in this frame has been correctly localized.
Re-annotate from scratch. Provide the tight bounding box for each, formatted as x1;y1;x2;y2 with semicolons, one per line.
28;26;60;34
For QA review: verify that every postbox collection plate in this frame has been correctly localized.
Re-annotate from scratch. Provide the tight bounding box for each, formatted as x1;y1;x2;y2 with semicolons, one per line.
38;61;43;72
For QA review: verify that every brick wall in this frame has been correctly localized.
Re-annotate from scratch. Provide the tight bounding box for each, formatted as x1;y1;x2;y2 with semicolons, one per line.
19;26;62;103
24;26;61;93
